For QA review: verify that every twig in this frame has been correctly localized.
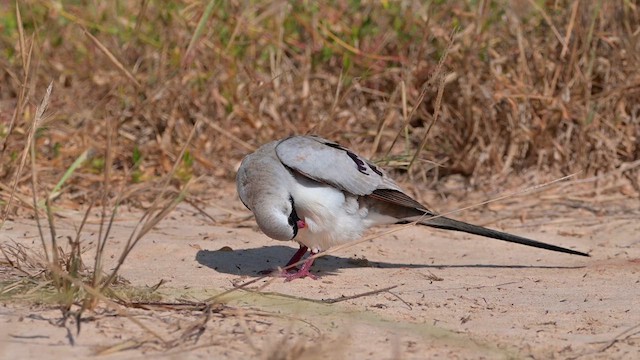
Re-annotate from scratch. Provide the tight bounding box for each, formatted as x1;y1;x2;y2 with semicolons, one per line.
0;4;32;163
322;285;399;304
232;285;399;305
31;82;54;266
558;160;640;187
319;22;401;63
408;72;447;171
527;0;569;52
561;0;580;58
50;266;169;345
599;323;640;352
185;198;217;224
84;29;142;89
199;115;255;152
183;0;221;67
387;290;412;310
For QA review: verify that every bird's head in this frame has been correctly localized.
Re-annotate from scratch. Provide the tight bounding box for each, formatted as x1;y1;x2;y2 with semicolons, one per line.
236;141;308;241
250;194;303;241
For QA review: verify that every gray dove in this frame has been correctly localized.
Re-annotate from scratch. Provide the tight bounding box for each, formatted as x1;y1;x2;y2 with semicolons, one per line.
236;135;589;281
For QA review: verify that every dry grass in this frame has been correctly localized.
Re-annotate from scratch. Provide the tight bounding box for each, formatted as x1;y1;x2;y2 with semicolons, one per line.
1;1;205;346
0;1;637;208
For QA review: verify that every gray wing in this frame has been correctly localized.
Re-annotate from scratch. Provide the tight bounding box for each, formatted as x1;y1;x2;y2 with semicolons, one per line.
275;136;591;258
275;135;403;196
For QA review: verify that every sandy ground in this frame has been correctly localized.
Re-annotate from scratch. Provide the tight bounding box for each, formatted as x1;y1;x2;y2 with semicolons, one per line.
1;190;639;359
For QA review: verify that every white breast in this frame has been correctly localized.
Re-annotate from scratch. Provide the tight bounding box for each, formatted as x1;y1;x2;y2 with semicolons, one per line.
290;174;369;251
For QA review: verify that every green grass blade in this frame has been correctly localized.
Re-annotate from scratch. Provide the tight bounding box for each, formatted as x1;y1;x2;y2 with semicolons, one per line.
48;148;94;201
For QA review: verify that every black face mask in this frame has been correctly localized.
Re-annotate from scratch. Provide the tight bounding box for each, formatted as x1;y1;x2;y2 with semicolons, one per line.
287;195;300;239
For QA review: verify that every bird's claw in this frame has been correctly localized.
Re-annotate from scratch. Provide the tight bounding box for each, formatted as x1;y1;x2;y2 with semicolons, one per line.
283;267;318;281
258;246;319;281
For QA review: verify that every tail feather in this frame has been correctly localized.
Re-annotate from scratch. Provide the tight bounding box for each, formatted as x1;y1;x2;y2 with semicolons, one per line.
411;215;590;257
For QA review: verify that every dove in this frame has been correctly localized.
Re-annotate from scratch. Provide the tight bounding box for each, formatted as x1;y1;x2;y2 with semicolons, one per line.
236;135;589;281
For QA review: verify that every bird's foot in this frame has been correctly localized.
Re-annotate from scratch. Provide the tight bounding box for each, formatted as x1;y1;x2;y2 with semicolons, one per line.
284;257;317;281
258;246;318;281
283;268;317;281
257;267;317;280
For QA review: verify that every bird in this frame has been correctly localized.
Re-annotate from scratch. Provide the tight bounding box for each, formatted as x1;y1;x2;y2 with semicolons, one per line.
236;135;589;281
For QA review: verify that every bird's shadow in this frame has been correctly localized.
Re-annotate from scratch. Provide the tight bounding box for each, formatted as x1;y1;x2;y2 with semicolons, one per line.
195;245;585;277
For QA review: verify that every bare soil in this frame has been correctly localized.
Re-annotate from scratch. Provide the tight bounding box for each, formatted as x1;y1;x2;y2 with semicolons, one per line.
1;191;639;359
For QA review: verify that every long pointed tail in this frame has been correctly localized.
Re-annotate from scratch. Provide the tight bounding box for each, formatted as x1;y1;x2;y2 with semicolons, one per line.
412;215;590;257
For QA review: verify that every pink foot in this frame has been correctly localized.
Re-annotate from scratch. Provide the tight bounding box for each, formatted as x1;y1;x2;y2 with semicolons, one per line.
284;256;318;281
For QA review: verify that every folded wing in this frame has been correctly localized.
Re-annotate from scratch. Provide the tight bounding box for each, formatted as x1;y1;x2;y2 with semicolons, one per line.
275;136;402;196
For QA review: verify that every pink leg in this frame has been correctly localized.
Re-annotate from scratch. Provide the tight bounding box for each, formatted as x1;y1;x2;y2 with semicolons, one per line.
285;245;309;267
284;252;318;281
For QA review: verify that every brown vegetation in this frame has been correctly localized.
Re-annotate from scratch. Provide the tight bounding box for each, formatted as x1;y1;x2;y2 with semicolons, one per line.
1;1;638;204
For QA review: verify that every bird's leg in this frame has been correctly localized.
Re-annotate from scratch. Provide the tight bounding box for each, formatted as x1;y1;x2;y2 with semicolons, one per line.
285;245;309;268
258;245;308;275
284;249;319;281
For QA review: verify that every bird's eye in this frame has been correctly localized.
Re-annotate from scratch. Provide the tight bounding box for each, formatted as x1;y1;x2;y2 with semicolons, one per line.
287;195;300;239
